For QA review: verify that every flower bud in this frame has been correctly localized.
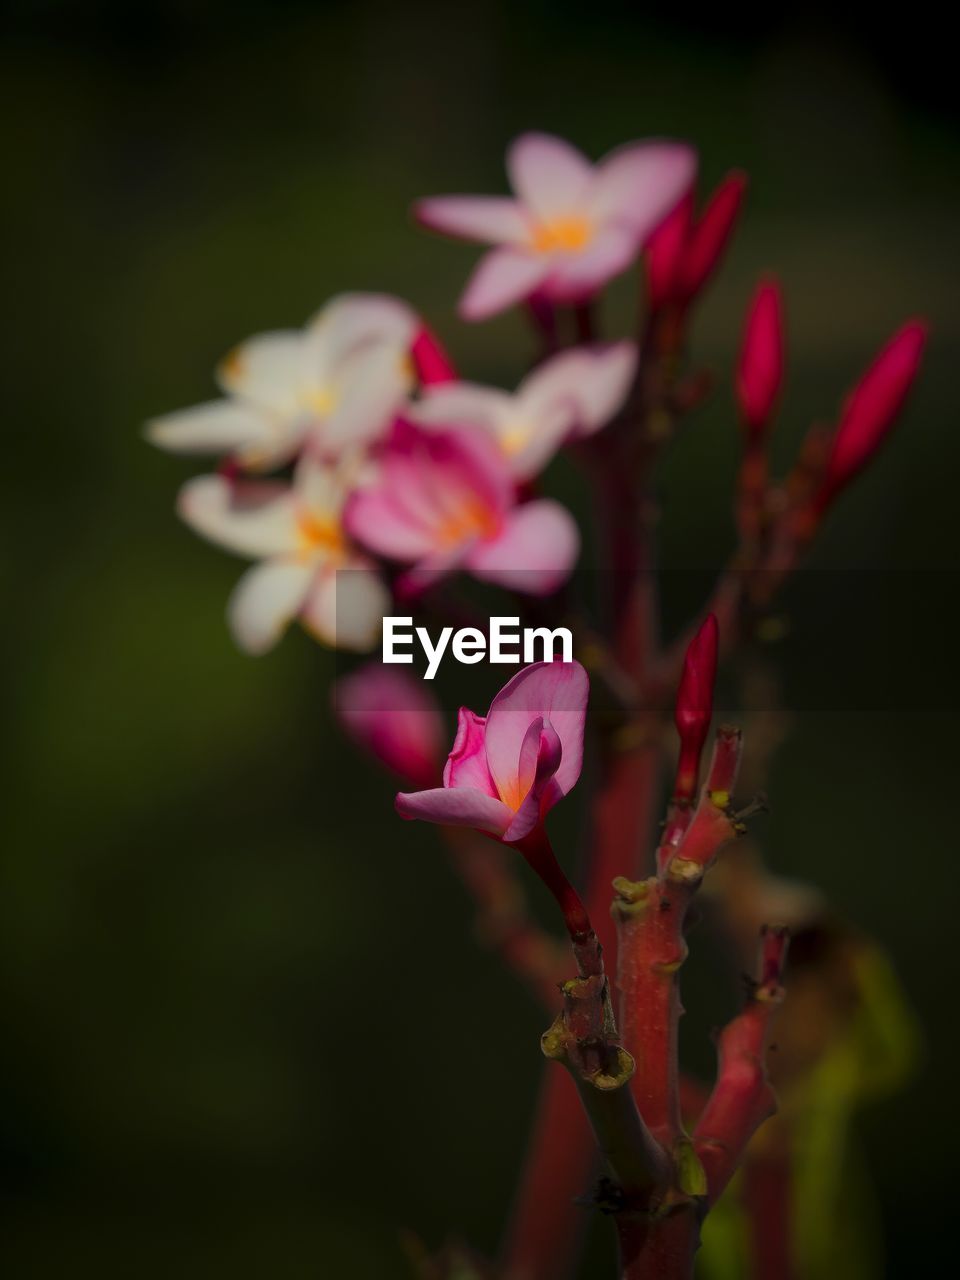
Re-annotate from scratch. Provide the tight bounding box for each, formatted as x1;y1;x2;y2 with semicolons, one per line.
673;613;719;801
678;170;748;302
736;278;785;438
334;663;444;789
819;320;927;504
645;193;693;312
411;325;457;385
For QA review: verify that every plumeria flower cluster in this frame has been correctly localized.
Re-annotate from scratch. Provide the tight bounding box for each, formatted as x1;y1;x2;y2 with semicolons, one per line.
147;130;702;656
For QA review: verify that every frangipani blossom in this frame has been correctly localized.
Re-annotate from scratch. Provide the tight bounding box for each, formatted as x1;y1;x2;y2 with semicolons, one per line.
416;132;696;320
396;661;588;843
147;294;417;470
410;342;637;481
334;663;444;789
178;453;388;655
345;421;579;595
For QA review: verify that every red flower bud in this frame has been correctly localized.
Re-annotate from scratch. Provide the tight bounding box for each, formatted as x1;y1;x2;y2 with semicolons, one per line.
819;319;927;504
673;613;719;802
678;170;748;302
411;325;457;385
736;277;785;438
645;193;693;312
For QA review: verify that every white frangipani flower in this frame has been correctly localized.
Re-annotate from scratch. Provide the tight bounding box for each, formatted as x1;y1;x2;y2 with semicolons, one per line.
147;294;417;470
408;342;638;481
177;453;389;655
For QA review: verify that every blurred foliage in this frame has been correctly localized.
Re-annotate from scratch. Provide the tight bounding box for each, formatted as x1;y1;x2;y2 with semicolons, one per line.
1;1;957;1275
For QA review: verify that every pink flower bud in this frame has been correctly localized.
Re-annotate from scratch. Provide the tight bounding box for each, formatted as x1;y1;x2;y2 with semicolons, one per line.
673;613;719;802
644;193;693;312
334;663;445;790
678;170;748;302
736;278;785;438
820;319;928;504
411;325;457;385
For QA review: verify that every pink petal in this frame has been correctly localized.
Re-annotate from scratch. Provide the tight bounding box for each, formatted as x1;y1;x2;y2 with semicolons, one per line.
507;132;594;219
483;661;589;808
466;499;580;596
444;708;498;795
459;248;552;321
589;141;697;238
414;196;530;245
334;662;444;789
395;786;512;834
344;485;439;562
542;225;637;301
503;719;565;842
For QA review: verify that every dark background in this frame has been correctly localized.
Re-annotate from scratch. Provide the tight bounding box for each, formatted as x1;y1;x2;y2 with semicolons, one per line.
1;1;957;1275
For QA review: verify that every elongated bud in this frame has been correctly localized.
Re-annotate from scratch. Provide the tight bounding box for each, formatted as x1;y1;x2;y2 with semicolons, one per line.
645;192;693;312
678;170;748;302
411;325;457;385
818;319;927;506
736;278;784;437
333;663;444;790
673;613;719;802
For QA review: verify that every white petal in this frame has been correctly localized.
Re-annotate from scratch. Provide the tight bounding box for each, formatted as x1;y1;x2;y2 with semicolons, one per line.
459;248;552;321
227;559;315;655
572;342;639;435
588;141;697;236
305;293;417;372
301;559;389;651
145;400;270;456
409;383;513;433
507;133;594;219
322;342;411;452
414;196;530;245
216;331;305;415
177;475;301;558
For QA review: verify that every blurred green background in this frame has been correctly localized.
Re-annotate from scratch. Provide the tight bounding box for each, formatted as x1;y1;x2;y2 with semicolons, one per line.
2;1;957;1275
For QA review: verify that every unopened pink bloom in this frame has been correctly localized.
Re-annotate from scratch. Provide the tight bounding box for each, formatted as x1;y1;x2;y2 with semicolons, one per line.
411;325;457;386
645;171;747;312
344;420;579;595
736;279;785;437
416;132;696;320
334;663;444;789
674;613;719;802
396;661;588;842
819;320;928;504
410;342;637;481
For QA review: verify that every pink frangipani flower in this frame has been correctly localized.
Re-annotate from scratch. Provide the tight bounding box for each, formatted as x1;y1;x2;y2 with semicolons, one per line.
147;294;418;470
410;342;637;481
178;453;388;654
396;661;588;843
416;132;696;320
334;663;444;789
344;420;579;595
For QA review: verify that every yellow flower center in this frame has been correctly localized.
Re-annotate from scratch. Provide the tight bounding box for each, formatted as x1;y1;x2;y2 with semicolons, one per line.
531;215;593;254
298;512;345;557
499;424;530;456
303;386;338;417
434;499;501;549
